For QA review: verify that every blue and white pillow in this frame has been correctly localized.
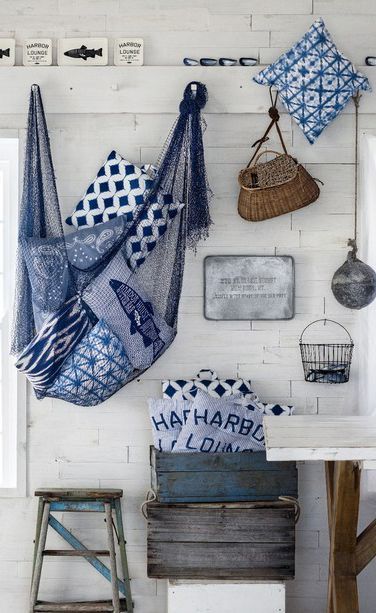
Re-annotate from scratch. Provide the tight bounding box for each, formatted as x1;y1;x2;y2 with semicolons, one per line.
254;18;371;143
83;252;174;370
174;390;265;453
162;369;294;417
65;151;154;229
47;319;133;406
123;194;185;270
66;216;127;270
148;398;192;452
15;296;92;393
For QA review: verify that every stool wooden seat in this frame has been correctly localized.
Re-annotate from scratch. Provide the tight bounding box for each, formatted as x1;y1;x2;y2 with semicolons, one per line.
30;488;133;613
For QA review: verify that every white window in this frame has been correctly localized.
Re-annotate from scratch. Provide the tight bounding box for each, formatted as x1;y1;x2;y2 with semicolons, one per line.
0;137;26;496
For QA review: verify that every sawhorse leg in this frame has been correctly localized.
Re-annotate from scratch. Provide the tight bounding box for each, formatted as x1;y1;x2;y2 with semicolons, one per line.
325;461;360;613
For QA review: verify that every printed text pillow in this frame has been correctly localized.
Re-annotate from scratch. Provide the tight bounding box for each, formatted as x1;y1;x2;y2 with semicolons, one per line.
254;18;371;143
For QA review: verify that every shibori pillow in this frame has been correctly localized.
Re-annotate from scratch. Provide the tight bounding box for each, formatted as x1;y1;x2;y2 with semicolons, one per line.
65;151;155;229
14;296;92;394
253;18;371;144
174;390;265;453
83;252;174;370
123;193;185;270
47;319;133;406
148;398;192;452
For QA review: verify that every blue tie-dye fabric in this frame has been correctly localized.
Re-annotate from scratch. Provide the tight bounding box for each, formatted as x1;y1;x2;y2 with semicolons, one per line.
254;18;371;143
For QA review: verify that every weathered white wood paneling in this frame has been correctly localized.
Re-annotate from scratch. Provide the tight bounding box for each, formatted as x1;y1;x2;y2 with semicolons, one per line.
1;2;376;613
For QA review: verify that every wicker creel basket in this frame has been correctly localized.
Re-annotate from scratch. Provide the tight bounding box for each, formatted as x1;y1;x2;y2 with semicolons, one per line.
238;150;320;222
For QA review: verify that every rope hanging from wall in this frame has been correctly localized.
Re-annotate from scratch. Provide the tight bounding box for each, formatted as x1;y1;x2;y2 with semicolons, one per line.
331;92;376;310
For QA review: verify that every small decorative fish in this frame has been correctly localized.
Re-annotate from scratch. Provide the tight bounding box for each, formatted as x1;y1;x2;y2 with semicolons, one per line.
110;279;165;359
64;45;103;61
0;48;10;59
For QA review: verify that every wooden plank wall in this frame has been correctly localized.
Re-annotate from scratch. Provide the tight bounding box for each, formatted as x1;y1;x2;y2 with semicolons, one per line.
1;1;376;612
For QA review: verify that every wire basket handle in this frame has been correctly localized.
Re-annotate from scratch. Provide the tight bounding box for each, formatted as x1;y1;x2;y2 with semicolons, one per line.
299;319;353;344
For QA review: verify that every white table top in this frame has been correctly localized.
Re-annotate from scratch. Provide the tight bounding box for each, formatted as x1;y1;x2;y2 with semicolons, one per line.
263;415;376;462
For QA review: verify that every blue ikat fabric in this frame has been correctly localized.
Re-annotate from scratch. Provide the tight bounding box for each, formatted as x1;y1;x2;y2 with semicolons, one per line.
254;18;371;143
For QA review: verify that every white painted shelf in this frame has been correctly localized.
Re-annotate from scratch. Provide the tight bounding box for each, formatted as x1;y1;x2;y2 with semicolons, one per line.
0;66;375;115
263;415;376;462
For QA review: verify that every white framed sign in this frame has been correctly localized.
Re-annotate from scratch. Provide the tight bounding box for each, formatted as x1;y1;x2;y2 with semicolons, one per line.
58;38;108;66
204;255;295;321
23;39;52;66
114;38;144;66
0;39;15;66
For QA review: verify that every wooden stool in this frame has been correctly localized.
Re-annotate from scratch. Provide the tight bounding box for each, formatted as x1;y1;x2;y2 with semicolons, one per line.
30;488;133;613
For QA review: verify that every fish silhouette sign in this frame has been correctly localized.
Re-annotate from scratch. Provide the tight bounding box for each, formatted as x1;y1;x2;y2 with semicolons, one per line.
0;39;15;65
58;38;108;66
110;279;165;360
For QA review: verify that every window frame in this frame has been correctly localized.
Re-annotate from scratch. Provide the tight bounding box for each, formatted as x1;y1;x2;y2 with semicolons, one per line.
0;133;26;497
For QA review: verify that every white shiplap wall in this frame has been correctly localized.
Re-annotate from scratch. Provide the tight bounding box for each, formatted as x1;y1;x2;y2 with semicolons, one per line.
2;1;376;612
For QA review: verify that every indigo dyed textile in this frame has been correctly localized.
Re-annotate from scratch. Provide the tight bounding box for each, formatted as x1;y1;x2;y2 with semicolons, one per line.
83;252;174;370
148;398;192;451
14;296;92;393
254;18;371;143
66;151;154;228
47;319;132;406
174;390;265;453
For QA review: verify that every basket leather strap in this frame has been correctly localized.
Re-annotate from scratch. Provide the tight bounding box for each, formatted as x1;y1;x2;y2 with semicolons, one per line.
246;90;288;168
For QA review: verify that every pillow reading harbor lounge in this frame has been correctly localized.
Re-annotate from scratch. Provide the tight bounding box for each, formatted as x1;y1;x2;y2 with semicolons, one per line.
148;398;192;452
174;390;265;453
254;18;371;144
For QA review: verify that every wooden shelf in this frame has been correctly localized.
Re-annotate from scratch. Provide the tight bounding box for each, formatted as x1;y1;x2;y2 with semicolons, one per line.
0;66;375;115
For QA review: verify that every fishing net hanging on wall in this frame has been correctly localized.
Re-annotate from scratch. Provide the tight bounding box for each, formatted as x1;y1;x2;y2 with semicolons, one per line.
11;82;212;406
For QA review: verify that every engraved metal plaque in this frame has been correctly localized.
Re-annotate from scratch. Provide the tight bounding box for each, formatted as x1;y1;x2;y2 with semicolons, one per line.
204;255;294;320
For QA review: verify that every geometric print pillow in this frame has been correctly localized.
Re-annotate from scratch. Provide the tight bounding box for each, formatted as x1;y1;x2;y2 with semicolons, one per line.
123;193;185;270
162;369;294;416
254;18;371;144
65;150;154;229
46;319;133;406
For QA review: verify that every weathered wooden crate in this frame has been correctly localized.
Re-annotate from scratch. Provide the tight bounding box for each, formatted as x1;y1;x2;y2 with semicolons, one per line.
150;447;298;502
147;501;295;580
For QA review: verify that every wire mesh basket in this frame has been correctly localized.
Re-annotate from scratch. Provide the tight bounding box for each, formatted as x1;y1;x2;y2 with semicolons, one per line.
299;319;354;384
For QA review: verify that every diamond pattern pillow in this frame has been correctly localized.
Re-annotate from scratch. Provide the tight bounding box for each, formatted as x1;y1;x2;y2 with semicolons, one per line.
47;319;133;406
123;193;185;270
254;18;371;143
65;151;154;228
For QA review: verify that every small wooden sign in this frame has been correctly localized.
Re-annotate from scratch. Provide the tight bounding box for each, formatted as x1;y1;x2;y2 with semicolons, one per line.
114;38;144;66
23;39;52;66
204;255;295;320
0;39;15;66
58;38;108;66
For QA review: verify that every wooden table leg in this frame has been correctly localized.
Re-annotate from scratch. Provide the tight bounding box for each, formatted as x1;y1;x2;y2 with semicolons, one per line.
325;461;360;613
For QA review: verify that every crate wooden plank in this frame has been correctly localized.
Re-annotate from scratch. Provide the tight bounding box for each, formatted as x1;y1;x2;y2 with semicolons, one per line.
150;448;298;502
147;501;295;580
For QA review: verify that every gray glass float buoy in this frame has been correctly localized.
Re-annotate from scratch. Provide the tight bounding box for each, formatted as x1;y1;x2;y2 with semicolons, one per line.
331;241;376;310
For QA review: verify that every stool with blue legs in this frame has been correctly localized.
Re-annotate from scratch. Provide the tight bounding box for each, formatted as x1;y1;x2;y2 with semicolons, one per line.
30;488;133;612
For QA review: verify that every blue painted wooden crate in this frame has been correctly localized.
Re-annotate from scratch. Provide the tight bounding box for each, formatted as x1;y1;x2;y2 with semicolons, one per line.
150;447;298;503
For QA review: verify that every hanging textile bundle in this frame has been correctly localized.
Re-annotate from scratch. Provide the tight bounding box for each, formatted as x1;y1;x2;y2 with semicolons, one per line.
331;93;376;310
11;82;212;406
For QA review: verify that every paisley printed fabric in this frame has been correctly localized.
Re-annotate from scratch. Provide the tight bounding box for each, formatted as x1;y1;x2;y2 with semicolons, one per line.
65;151;154;228
15;296;92;392
65;216;126;270
254;18;371;143
47;319;133;406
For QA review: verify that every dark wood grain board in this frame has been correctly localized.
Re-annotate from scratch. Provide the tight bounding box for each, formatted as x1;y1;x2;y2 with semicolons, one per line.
147;501;295;580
